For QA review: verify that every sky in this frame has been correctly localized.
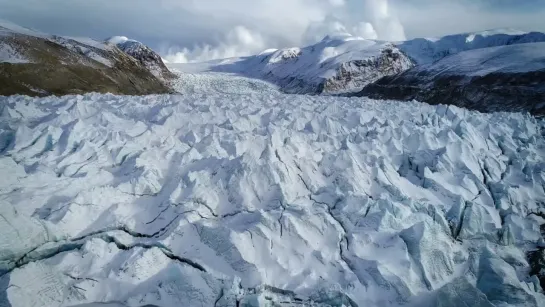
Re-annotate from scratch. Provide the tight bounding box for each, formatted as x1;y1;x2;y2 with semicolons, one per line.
1;0;544;63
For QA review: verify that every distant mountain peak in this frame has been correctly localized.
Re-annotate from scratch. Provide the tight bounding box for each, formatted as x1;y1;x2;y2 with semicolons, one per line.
106;36;175;80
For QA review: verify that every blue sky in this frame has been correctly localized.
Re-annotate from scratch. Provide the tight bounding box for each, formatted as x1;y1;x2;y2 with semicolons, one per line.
1;0;544;62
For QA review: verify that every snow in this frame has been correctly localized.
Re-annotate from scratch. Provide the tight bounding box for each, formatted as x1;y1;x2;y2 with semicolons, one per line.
414;42;545;76
0;19;115;67
0;43;28;63
472;28;529;37
466;29;529;43
85;53;113;67
1;71;544;306
0;19;49;38
109;38;171;79
52;36;113;68
259;48;278;55
399;29;545;64
64;37;111;51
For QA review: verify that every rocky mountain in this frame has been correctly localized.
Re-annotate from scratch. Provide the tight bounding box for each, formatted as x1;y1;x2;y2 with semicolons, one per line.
107;36;176;80
0;20;172;96
171;34;415;95
357;42;545;116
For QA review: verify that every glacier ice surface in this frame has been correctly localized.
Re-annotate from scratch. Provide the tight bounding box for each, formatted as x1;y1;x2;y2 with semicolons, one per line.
0;72;544;306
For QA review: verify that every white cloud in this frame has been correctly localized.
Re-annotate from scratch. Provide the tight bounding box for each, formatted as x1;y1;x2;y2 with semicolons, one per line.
166;0;407;62
165;26;266;63
362;0;404;40
302;17;350;44
329;0;346;6
353;22;378;40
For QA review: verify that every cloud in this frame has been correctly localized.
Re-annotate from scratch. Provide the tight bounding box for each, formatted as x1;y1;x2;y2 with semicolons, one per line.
361;0;406;40
162;0;406;62
165;26;266;63
1;0;544;63
353;22;379;40
302;17;351;44
390;0;545;38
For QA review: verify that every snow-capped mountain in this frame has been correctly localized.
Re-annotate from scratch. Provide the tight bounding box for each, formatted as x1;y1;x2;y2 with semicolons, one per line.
359;42;545;116
398;29;545;64
0;19;172;96
107;36;176;80
171;34;415;94
1;72;544;306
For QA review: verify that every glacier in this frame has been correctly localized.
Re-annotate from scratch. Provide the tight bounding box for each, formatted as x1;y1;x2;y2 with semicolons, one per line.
0;72;544;306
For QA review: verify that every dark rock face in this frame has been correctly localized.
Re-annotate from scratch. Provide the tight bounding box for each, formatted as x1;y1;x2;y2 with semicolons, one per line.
355;42;545;117
0;31;171;96
115;40;176;80
358;70;545;117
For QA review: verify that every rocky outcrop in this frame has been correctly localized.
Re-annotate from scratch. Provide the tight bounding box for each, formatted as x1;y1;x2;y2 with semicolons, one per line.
108;37;176;80
322;47;413;94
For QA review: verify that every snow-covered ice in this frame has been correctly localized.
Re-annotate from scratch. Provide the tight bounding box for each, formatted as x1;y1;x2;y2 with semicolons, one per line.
0;72;544;306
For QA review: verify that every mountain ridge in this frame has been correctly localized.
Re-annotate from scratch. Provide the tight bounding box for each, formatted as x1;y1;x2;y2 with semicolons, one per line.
0;19;173;96
169;34;415;95
169;28;545;115
358;38;545;116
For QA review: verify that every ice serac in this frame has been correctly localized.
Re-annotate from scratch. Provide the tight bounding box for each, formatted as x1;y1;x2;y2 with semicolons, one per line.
171;34;414;94
428;277;494;307
0;72;544;306
476;248;540;305
357;42;545;116
107;36;176;80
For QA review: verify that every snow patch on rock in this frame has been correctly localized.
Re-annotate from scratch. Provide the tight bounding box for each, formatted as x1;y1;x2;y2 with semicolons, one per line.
0;43;28;63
